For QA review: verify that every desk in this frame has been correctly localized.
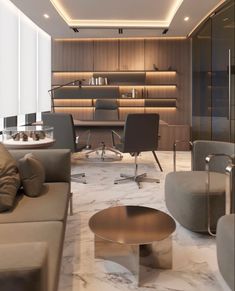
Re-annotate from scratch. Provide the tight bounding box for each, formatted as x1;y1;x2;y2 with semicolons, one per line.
74;119;167;127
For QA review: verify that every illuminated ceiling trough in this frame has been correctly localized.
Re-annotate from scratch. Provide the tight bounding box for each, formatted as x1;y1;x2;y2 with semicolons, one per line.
50;0;184;28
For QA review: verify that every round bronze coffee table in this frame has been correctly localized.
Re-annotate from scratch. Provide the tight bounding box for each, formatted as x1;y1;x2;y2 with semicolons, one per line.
89;205;176;285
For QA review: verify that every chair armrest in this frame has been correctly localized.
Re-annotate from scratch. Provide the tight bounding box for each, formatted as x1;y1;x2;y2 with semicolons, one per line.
111;130;121;147
225;163;235;215
173;140;193;171
0;242;48;291
76;129;91;148
205;153;234;236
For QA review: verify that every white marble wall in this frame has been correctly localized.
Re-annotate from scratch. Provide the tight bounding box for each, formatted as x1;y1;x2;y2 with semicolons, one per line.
59;151;230;291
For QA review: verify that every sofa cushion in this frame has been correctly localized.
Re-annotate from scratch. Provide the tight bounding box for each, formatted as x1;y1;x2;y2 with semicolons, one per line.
0;242;48;291
18;153;45;197
0;182;69;223
0;221;63;291
0;144;20;212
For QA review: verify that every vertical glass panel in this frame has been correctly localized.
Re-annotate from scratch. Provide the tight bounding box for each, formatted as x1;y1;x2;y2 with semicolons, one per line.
17;114;25;126
211;1;235;141
0;0;19;117
38;29;51;112
192;19;212;140
36;112;42;122
0;118;4;131
19;13;37;114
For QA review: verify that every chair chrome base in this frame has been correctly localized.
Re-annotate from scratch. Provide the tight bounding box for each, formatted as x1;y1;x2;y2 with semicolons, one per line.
114;173;160;189
85;142;123;161
114;153;160;189
71;173;87;184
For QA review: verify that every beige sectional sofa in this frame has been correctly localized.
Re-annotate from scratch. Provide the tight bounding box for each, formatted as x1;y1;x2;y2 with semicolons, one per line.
0;149;71;291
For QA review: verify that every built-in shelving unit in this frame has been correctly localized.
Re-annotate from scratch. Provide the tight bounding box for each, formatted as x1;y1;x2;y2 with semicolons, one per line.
52;70;178;119
51;37;191;149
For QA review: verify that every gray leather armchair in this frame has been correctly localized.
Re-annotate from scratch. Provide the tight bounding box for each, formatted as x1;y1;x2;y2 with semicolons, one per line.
113;113;160;189
165;140;235;233
42;112;88;186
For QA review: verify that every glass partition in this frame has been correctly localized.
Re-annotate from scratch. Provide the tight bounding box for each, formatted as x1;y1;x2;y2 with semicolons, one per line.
192;0;234;142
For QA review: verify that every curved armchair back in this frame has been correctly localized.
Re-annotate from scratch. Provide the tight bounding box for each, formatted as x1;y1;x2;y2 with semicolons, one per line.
122;113;159;153
192;140;235;173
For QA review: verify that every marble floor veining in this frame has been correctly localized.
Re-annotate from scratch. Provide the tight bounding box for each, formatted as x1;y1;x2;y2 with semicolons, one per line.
59;151;230;291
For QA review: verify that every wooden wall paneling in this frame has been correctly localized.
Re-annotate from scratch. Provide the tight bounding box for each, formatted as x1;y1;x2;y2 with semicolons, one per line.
158;125;191;151
52;72;92;85
55;107;94;120
118;99;144;107
145;108;177;125
53;99;92;107
52;40;94;71
145;39;191;125
119;40;145;71
94;40;119;71
146;87;178;98
119;86;144;98
145;72;177;85
119;107;145;120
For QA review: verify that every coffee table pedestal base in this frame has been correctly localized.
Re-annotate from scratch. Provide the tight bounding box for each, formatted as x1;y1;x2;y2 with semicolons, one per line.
94;235;172;286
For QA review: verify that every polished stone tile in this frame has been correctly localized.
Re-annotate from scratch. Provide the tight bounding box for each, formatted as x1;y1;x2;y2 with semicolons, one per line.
59;151;230;291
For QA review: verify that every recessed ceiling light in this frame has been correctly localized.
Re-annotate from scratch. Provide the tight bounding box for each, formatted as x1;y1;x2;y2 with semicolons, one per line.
43;14;50;19
184;16;189;21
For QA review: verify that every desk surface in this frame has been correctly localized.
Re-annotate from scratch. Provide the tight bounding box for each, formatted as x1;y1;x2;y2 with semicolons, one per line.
74;119;168;127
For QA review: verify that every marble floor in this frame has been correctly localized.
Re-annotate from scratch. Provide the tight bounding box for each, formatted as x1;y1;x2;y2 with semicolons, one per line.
58;151;230;291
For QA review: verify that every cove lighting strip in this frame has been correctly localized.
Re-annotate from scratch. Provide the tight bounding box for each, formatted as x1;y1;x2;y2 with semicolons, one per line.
50;0;184;28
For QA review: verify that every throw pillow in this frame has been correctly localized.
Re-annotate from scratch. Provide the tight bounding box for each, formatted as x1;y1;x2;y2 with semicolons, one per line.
18;153;45;197
0;144;21;212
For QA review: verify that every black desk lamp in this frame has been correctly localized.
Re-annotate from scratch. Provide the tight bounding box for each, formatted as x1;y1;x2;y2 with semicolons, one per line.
48;79;85;112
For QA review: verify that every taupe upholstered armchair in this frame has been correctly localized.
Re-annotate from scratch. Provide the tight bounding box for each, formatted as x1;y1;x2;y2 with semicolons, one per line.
165;140;235;234
216;163;235;290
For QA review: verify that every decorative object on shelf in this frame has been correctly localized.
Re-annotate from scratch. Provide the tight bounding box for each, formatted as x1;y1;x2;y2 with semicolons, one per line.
88;76;108;86
2;126;54;149
131;88;137;98
153;64;159;71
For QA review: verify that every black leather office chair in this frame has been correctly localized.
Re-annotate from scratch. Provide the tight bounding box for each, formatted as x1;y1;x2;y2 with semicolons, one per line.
113;113;161;189
42;112;88;184
85;99;122;160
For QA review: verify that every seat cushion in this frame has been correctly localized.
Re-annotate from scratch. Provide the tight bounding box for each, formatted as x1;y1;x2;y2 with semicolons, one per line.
0;221;63;291
217;214;235;291
0;242;48;291
0;183;69;224
165;171;226;232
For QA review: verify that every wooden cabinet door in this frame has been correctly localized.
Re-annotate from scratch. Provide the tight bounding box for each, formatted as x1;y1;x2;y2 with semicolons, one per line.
119;39;144;71
94;40;119;71
52;40;94;71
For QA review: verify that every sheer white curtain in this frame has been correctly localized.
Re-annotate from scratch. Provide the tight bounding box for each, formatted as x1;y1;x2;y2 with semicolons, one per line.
0;0;19;118
0;0;51;121
19;13;37;115
38;29;51;113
